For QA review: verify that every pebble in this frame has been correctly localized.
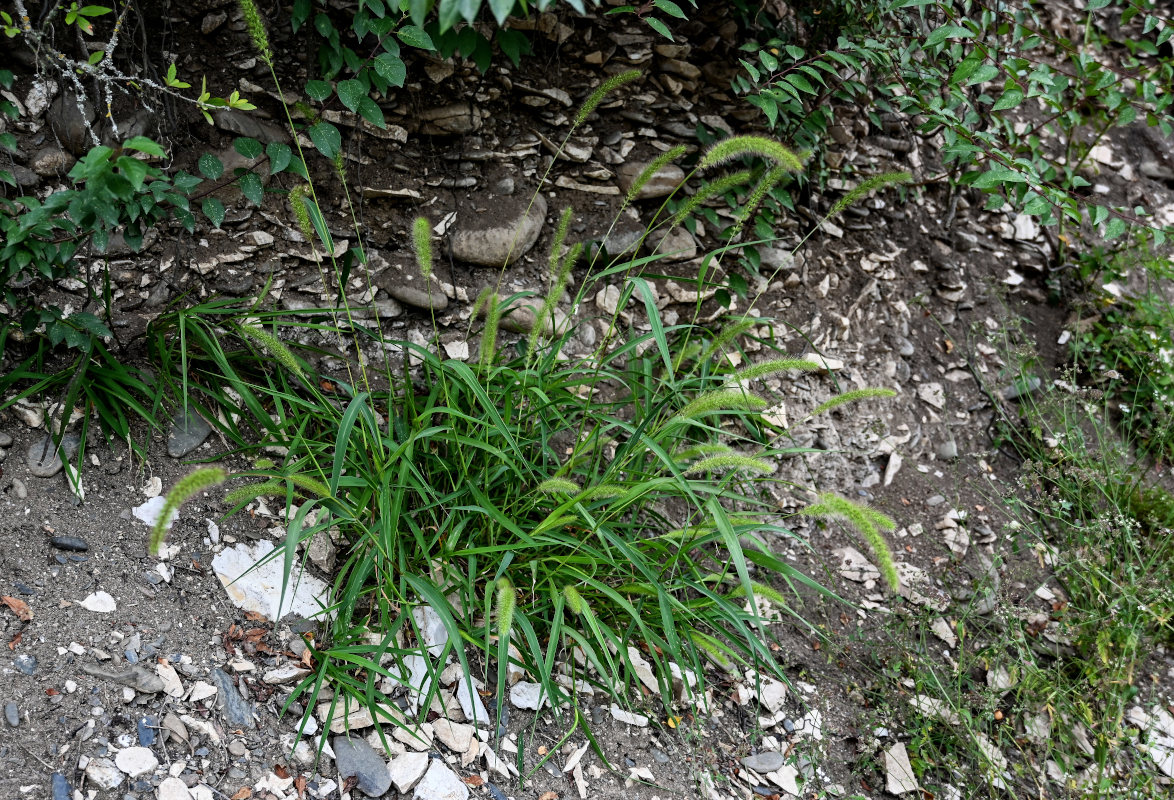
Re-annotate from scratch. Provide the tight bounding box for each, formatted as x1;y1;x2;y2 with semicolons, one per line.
451;192;546;267
509;681;546;710
335;736;392;796
85;757;124;790
742;750;786;774
782;718;796;734
50;535;89;551
156;776;193;800
413;759;469;800
618;160;685;200
486;783;509;800
115;746;159;777
1002;375;1042;400
51;773;73;800
137;715;157;746
210;668;254;729
937;438;959;460
0;431;11;447
166;409;212;458
27;435;64;477
4;701;18;727
388;750;429;794
14;654;37;675
610;703;650;727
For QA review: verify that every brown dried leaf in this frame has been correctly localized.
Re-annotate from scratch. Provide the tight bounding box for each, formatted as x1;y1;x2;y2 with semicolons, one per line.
2;595;33;622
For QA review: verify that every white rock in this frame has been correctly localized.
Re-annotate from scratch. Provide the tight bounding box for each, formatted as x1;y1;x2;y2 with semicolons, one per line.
910;695;960;725
157;777;192;800
187;681;217;703
931;618;957;648
133;496;179;532
78;590;117;613
413;759;468;800
626;646;659;695
885;742;918;794
834;547;880;583
211;539;332;621
116;746;158;777
402;654;434;714
917;382;946;409
432;719;475;754
767;764;800;795
1013;213;1039;240
883;452;903;486
392;721;434;751
156;661;184;698
609;704;649;727
412;604;450;657
388;751;430;793
795;709;822;740
263;663;311;685
85;758;124;789
750;676;788;714
454;673;491;727
595;285;622;316
509;681;547;710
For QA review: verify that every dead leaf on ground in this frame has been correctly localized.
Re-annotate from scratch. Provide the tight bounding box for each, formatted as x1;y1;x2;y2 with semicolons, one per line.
2;595;33;622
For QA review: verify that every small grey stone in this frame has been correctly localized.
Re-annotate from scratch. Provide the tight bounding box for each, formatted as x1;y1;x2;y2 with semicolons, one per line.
926;494;946;506
937;439;959;460
213;109;288;144
373;255;448;311
227;739;247;757
741;750;785;774
782;718;796;733
167;409;211;458
451;193;547;267
4;702;18;727
418;102;482;135
893;336;915;357
84;758;123;790
14;654;37;675
617;161;685;200
51;535;89;552
80;663;164;693
0;431;12;447
210;668;254;729
48;91;97;155
334;736;392;797
1002;375;1042;400
27;436;64;477
52;773;73;800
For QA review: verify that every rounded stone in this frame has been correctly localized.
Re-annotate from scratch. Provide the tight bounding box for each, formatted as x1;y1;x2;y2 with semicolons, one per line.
451;193;546;267
115;746;159;777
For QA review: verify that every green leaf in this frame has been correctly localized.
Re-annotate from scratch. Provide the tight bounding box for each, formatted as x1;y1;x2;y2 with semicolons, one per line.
115;156;150;191
122;136;165;157
784;73;815;94
925;24;973;48
202;197;226;228
991;86;1024;112
336;79;366;112
966;64;1000;86
398;25;435;50
266;142;291;174
305;80;332;101
971;164;1026;189
308;122;342;159
1104;216;1126;240
356;96;385;129
69;311;112;338
653;0;687;19
198;153;223;180
373;53;406;87
233;137;263;160
645;17;673;41
239;172;264;206
488;0;514;25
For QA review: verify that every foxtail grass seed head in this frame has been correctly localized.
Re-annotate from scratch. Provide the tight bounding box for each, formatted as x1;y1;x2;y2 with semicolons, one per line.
289;185;314;243
563;584;586;615
151;467;227;555
537;477;580;495
495;577;517;641
727;579;790;608
829;171;912;219
412;216;433;280
475;288;501;371
698;135;804;173
224;480;284;507
734;165;791;234
810;387;897;418
548;207;574;278
574;69;641;128
731;358;822;384
624;144;686;206
675;388;769;421
237;324;306;381
802;493;899;591
576;483;626;501
674;443;734;462
682;454;775;476
237;0;272;64
673;170;754;227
